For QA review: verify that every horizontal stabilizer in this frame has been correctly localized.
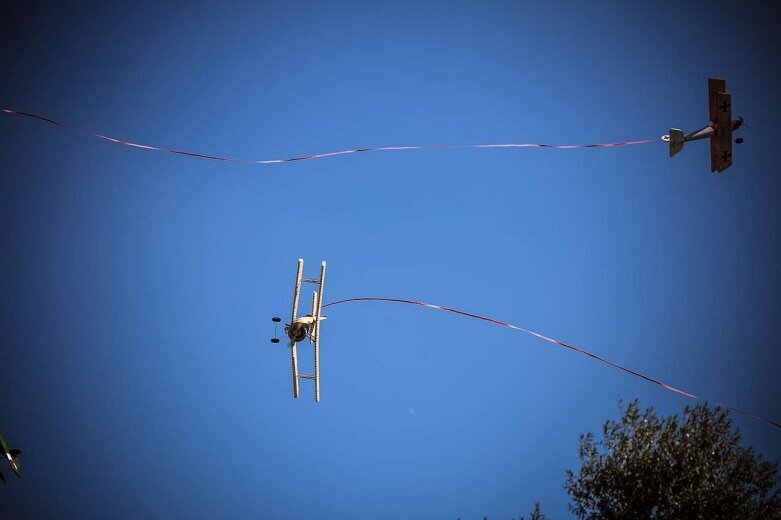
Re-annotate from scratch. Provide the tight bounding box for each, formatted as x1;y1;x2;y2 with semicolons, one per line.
669;128;685;157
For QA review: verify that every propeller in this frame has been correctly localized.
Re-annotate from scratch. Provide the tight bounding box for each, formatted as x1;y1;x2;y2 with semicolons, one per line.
270;316;282;343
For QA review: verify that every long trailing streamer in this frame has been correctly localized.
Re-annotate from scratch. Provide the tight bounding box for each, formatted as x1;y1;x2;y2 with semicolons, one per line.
2;108;660;164
323;297;781;430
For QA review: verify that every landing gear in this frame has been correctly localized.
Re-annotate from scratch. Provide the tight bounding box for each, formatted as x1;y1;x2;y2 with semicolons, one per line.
271;316;283;343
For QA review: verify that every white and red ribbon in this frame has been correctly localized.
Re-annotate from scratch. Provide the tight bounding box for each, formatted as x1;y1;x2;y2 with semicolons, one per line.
324;297;781;430
3;108;660;165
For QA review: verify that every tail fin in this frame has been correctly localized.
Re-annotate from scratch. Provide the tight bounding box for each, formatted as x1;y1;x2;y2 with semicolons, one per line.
669;128;685;157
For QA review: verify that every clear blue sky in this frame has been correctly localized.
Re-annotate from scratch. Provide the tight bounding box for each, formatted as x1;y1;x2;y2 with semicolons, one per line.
2;1;780;518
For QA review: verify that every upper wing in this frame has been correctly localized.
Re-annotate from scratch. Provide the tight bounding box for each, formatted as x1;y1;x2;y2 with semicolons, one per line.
711;91;733;173
708;77;727;123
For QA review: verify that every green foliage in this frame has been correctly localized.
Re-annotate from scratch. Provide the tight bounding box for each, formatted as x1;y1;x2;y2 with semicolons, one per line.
565;400;781;519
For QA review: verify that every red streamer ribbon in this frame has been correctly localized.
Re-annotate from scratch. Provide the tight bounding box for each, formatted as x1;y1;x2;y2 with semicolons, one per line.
2;108;660;164
324;297;781;430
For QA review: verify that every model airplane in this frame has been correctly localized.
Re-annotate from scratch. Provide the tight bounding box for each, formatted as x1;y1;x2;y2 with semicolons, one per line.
271;259;326;402
664;77;744;172
0;433;21;483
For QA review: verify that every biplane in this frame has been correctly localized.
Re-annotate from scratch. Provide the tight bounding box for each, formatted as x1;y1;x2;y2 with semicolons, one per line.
665;77;744;172
271;259;326;402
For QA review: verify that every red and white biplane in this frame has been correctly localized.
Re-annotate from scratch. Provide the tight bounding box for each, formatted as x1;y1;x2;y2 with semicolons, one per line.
665;77;744;173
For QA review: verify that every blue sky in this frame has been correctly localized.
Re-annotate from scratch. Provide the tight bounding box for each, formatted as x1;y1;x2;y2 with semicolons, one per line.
2;1;780;518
